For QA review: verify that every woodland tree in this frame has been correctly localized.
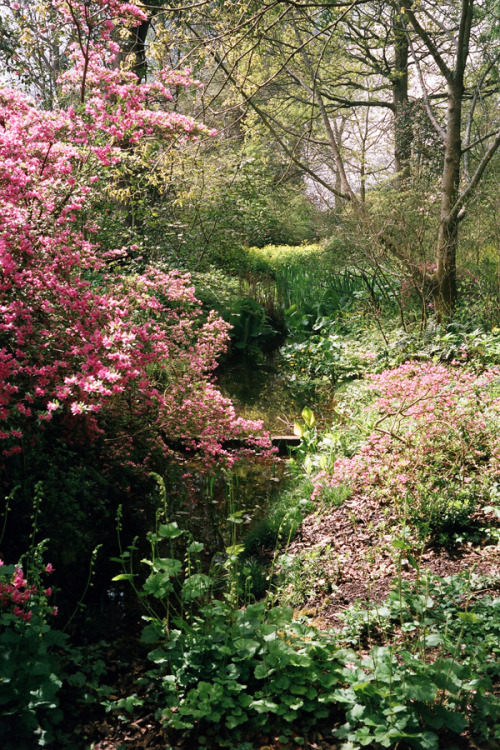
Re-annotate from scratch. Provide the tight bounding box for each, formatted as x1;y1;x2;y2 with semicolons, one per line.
151;0;500;314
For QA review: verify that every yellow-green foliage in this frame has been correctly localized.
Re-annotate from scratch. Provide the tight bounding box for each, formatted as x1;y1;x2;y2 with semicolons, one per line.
245;243;325;273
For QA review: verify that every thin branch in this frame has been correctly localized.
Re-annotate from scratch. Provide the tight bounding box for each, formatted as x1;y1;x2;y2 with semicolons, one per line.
399;0;453;83
450;131;500;223
408;36;446;141
462;128;500;155
463;53;500;153
292;18;357;200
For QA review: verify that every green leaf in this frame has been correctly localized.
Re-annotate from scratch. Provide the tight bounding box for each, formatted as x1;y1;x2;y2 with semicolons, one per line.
407;554;419;569
419;704;467;732
233;638;261;660
441;710;468;734
392;538;410;550
249;698;278;713
143;568;179;598
294;421;304;437
111;573;135;581
226;544;245;556
273;674;291;691
301;407;315;428
141;623;161;644
405;677;437;702
457;611;478;623
355;726;375;746
157;523;183;539
418;731;440;750
254;662;273;679
152;557;180;573
226;712;245;729
182;573;213;601
148;648;168;664
114;695;144;713
348;703;365;720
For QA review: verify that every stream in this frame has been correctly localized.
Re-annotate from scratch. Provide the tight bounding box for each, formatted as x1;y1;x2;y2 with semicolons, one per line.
99;355;336;633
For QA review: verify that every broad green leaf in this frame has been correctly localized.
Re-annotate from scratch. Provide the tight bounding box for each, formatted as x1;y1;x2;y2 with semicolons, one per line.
457;611;478;623
392;538;410;550
294;421;304;437
301;407;315;427
249;698;278;713
254;662;273;679
154;558;182;575
182;573;213;601
233;638;261;659
148;648;168;664
405;677;437;702
157;523;183;539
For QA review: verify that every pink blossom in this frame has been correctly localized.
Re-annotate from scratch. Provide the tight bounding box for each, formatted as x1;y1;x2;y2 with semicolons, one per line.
0;1;273;479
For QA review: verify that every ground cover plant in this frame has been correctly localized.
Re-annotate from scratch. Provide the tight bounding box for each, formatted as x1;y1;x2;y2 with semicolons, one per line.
103;468;500;750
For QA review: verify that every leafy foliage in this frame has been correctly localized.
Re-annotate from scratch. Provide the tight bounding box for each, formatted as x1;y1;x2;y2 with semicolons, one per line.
110;517;500;750
0;550;66;748
311;361;500;542
337;572;500;749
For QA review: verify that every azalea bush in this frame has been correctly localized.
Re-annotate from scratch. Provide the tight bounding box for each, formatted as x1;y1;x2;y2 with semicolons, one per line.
312;362;500;541
0;0;271;475
0;0;273;594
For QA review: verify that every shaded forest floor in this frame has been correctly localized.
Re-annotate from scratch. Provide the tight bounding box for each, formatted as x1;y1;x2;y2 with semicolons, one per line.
73;492;500;750
286;495;500;629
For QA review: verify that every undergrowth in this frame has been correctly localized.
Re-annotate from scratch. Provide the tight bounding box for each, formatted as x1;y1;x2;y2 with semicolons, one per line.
109;508;500;749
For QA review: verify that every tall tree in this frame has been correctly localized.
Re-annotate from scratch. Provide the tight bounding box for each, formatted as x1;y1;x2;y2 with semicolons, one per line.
399;0;500;315
176;0;500;313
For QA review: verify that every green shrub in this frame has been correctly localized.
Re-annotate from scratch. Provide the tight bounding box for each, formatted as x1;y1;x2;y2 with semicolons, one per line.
229;297;276;360
190;267;241;315
115;551;500;749
274;545;338;609
142;600;342;746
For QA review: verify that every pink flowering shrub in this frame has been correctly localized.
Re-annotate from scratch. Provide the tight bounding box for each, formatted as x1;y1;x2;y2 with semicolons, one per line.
0;559;57;622
0;0;270;473
0;556;66;746
313;362;500;536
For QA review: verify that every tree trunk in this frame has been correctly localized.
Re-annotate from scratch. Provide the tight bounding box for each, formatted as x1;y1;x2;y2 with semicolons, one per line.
432;81;463;318
399;0;474;317
392;7;411;182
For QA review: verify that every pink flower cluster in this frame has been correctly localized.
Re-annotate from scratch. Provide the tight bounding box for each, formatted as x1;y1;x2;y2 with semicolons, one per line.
0;1;272;471
0;560;56;622
313;362;500;503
